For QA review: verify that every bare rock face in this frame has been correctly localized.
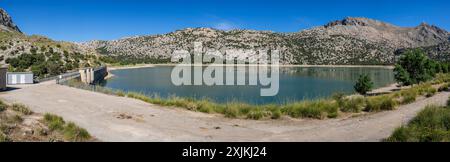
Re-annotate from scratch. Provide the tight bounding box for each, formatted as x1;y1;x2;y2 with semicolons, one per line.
0;8;21;33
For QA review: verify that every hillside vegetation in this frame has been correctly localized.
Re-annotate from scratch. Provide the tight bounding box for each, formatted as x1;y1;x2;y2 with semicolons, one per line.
0;31;101;79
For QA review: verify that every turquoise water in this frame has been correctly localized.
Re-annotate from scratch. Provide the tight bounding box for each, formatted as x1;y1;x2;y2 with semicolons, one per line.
100;66;395;104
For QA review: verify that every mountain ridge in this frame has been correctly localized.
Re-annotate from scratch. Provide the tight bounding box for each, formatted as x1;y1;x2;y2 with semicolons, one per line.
0;9;21;33
81;17;449;65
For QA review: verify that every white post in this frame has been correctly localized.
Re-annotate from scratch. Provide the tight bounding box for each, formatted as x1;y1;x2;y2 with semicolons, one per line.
86;68;92;84
90;68;95;83
79;69;87;84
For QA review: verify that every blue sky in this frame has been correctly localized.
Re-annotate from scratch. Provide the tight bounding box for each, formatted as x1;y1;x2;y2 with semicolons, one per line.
1;0;449;42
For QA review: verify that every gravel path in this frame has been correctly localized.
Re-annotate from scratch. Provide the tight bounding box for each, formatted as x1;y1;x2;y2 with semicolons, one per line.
1;82;448;142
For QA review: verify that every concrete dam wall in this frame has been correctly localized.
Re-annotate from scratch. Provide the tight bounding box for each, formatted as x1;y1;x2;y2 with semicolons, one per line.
57;66;108;84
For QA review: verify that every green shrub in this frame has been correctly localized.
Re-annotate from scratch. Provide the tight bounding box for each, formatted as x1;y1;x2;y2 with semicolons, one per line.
416;83;433;96
340;97;366;113
438;83;450;92
385;105;450;142
0;101;6;112
409;105;450;130
247;109;268;120
43;113;66;131
11;104;33;115
271;109;282;119
115;90;126;97
400;89;418;104
0;132;10;142
425;88;437;98
384;126;417;142
284;100;338;119
354;74;374;95
224;104;240;118
402;95;417;104
394;49;439;85
365;96;397;112
63;122;91;142
197;100;217;113
332;92;346;106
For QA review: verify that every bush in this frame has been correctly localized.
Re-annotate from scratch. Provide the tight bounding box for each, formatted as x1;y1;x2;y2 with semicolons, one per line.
365;96;398;112
247;108;269;120
11;104;33;115
438;83;450;92
385;105;450;142
224;103;240;118
284;100;338;119
354;74;374;95
115;90;126;97
425;88;437;98
332;92;346;106
394;49;442;85
0;101;7;112
63;122;91;142
400;89;418;104
43;113;66;131
0;132;10;142
340;97;366;113
271;109;282;119
197;100;218;113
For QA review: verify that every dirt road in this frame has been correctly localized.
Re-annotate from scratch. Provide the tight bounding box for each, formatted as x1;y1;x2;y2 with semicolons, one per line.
1;81;447;142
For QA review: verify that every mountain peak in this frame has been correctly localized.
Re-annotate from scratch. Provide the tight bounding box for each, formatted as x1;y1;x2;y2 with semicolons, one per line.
0;8;22;33
324;17;397;29
415;22;449;42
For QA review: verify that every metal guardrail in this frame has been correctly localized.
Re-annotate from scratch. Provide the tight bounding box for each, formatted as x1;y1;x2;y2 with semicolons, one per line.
55;71;81;84
53;66;107;84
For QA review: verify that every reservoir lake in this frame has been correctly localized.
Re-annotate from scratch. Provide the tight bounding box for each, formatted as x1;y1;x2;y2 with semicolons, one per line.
101;66;395;104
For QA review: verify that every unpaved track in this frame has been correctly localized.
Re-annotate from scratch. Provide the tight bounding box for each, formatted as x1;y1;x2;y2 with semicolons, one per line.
1;82;448;142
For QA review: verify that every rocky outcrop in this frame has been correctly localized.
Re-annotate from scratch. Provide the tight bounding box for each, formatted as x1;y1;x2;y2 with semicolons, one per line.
0;9;21;33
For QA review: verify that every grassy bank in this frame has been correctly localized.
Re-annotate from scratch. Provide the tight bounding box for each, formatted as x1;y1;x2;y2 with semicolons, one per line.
63;74;450;120
0;100;93;142
384;101;450;142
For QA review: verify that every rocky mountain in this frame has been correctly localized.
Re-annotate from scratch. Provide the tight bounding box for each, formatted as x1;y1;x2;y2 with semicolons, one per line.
287;17;449;64
0;8;21;33
82;17;450;65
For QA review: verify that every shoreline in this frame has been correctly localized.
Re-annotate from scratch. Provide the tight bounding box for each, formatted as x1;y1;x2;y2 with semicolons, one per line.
107;63;394;71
